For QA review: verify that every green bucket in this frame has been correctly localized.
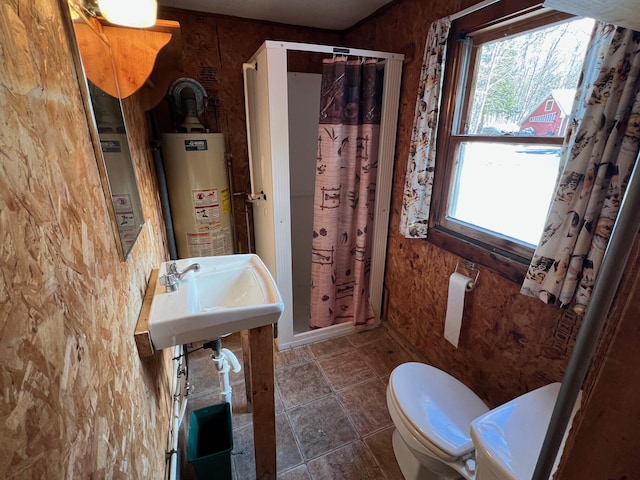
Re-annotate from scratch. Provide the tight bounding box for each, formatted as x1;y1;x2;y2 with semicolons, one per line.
187;402;233;480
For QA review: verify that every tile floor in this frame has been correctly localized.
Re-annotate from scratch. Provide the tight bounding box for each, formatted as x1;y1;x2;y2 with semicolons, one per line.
179;326;418;479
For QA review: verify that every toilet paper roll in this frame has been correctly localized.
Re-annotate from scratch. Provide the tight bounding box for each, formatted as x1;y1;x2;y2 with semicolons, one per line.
444;272;475;348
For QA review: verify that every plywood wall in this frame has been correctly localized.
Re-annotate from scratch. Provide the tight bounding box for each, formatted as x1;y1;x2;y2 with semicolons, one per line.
0;0;172;477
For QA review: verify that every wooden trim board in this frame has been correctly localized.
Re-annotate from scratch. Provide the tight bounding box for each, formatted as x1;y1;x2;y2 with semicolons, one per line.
135;268;158;357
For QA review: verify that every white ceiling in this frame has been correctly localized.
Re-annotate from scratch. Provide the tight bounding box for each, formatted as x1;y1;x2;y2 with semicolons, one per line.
158;0;394;30
543;0;640;31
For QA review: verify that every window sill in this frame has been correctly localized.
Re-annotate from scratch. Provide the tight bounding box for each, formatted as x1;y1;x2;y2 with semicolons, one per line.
426;226;529;285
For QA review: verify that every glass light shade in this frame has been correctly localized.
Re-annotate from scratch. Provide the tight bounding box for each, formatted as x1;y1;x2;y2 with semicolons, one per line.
98;0;157;28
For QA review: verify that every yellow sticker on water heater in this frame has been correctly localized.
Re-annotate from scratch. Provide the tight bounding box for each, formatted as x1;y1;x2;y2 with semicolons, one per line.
221;188;231;215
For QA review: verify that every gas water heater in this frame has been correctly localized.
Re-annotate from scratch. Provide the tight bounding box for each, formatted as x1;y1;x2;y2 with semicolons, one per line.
162;78;234;259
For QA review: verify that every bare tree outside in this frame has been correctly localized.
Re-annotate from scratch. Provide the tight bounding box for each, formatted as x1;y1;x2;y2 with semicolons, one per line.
468;17;595;135
445;16;597;247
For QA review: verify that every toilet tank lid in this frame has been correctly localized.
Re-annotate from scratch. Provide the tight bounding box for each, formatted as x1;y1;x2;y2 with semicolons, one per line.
390;362;490;458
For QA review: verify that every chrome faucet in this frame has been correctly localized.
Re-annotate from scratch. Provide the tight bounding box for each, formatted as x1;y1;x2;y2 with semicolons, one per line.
160;261;201;292
168;261;201;280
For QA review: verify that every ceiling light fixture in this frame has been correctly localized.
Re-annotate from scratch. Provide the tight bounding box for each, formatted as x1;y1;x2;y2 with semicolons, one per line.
98;0;157;28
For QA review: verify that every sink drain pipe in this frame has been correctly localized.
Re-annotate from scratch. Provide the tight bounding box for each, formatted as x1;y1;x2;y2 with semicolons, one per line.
532;158;640;479
149;110;178;260
208;337;242;411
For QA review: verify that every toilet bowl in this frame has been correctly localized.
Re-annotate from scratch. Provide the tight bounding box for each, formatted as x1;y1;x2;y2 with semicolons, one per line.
387;362;566;480
386;362;490;480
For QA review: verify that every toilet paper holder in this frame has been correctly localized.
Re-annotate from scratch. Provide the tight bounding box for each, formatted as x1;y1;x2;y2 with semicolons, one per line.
455;261;480;290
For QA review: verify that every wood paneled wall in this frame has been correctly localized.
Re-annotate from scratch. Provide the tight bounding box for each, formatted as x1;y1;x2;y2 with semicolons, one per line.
1;0;172;477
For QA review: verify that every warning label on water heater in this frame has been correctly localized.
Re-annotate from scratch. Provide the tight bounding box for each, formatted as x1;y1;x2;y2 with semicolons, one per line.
186;227;233;257
192;188;221;228
184;139;208;151
186;232;213;257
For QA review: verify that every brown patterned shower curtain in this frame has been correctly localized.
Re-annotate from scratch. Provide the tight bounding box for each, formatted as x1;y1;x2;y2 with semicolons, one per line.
309;57;384;329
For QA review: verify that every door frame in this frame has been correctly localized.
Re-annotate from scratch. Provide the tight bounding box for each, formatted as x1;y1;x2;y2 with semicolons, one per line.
244;41;404;349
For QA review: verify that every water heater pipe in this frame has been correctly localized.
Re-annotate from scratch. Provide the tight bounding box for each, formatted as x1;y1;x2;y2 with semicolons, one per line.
168;77;208;133
224;151;239;253
242;62;264;202
244;199;252;253
532;156;640;479
148;110;178;259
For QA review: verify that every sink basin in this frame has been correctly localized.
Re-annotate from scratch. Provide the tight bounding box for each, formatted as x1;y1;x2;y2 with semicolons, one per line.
148;254;284;349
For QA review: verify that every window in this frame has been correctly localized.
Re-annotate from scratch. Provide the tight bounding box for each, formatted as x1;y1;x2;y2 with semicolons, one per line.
430;0;595;282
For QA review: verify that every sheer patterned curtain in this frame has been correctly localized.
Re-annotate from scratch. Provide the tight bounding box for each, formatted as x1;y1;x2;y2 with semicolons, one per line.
521;24;640;313
309;57;384;329
399;18;451;238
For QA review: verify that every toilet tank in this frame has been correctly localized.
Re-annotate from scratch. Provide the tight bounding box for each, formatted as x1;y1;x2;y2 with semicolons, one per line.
470;383;580;480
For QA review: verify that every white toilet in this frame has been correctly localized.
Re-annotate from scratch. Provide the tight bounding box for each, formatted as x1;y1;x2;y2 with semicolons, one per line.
386;362;490;480
387;362;563;480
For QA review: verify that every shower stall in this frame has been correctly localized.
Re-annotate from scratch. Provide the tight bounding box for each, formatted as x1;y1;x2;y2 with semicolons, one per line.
243;41;403;350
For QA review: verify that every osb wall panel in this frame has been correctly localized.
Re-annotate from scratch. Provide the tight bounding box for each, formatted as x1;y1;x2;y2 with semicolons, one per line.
346;0;577;408
0;1;172;478
154;7;342;253
554;233;640;480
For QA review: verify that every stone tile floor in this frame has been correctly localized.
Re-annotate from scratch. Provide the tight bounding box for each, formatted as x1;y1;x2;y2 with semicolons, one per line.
180;326;417;479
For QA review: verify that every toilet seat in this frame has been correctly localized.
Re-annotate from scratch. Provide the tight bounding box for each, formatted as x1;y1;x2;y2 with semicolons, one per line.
388;384;463;462
389;363;490;462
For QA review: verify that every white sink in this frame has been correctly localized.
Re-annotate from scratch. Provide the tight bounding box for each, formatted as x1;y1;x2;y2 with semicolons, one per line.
148;254;284;349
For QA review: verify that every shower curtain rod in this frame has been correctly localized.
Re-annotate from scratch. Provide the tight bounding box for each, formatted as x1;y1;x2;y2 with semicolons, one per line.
257;40;404;62
448;0;500;20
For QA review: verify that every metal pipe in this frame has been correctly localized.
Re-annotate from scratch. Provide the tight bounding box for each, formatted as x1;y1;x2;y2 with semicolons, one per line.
245;199;252;254
532;155;640;479
242;62;260;201
166;345;186;480
225;152;239;253
148;110;178;260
